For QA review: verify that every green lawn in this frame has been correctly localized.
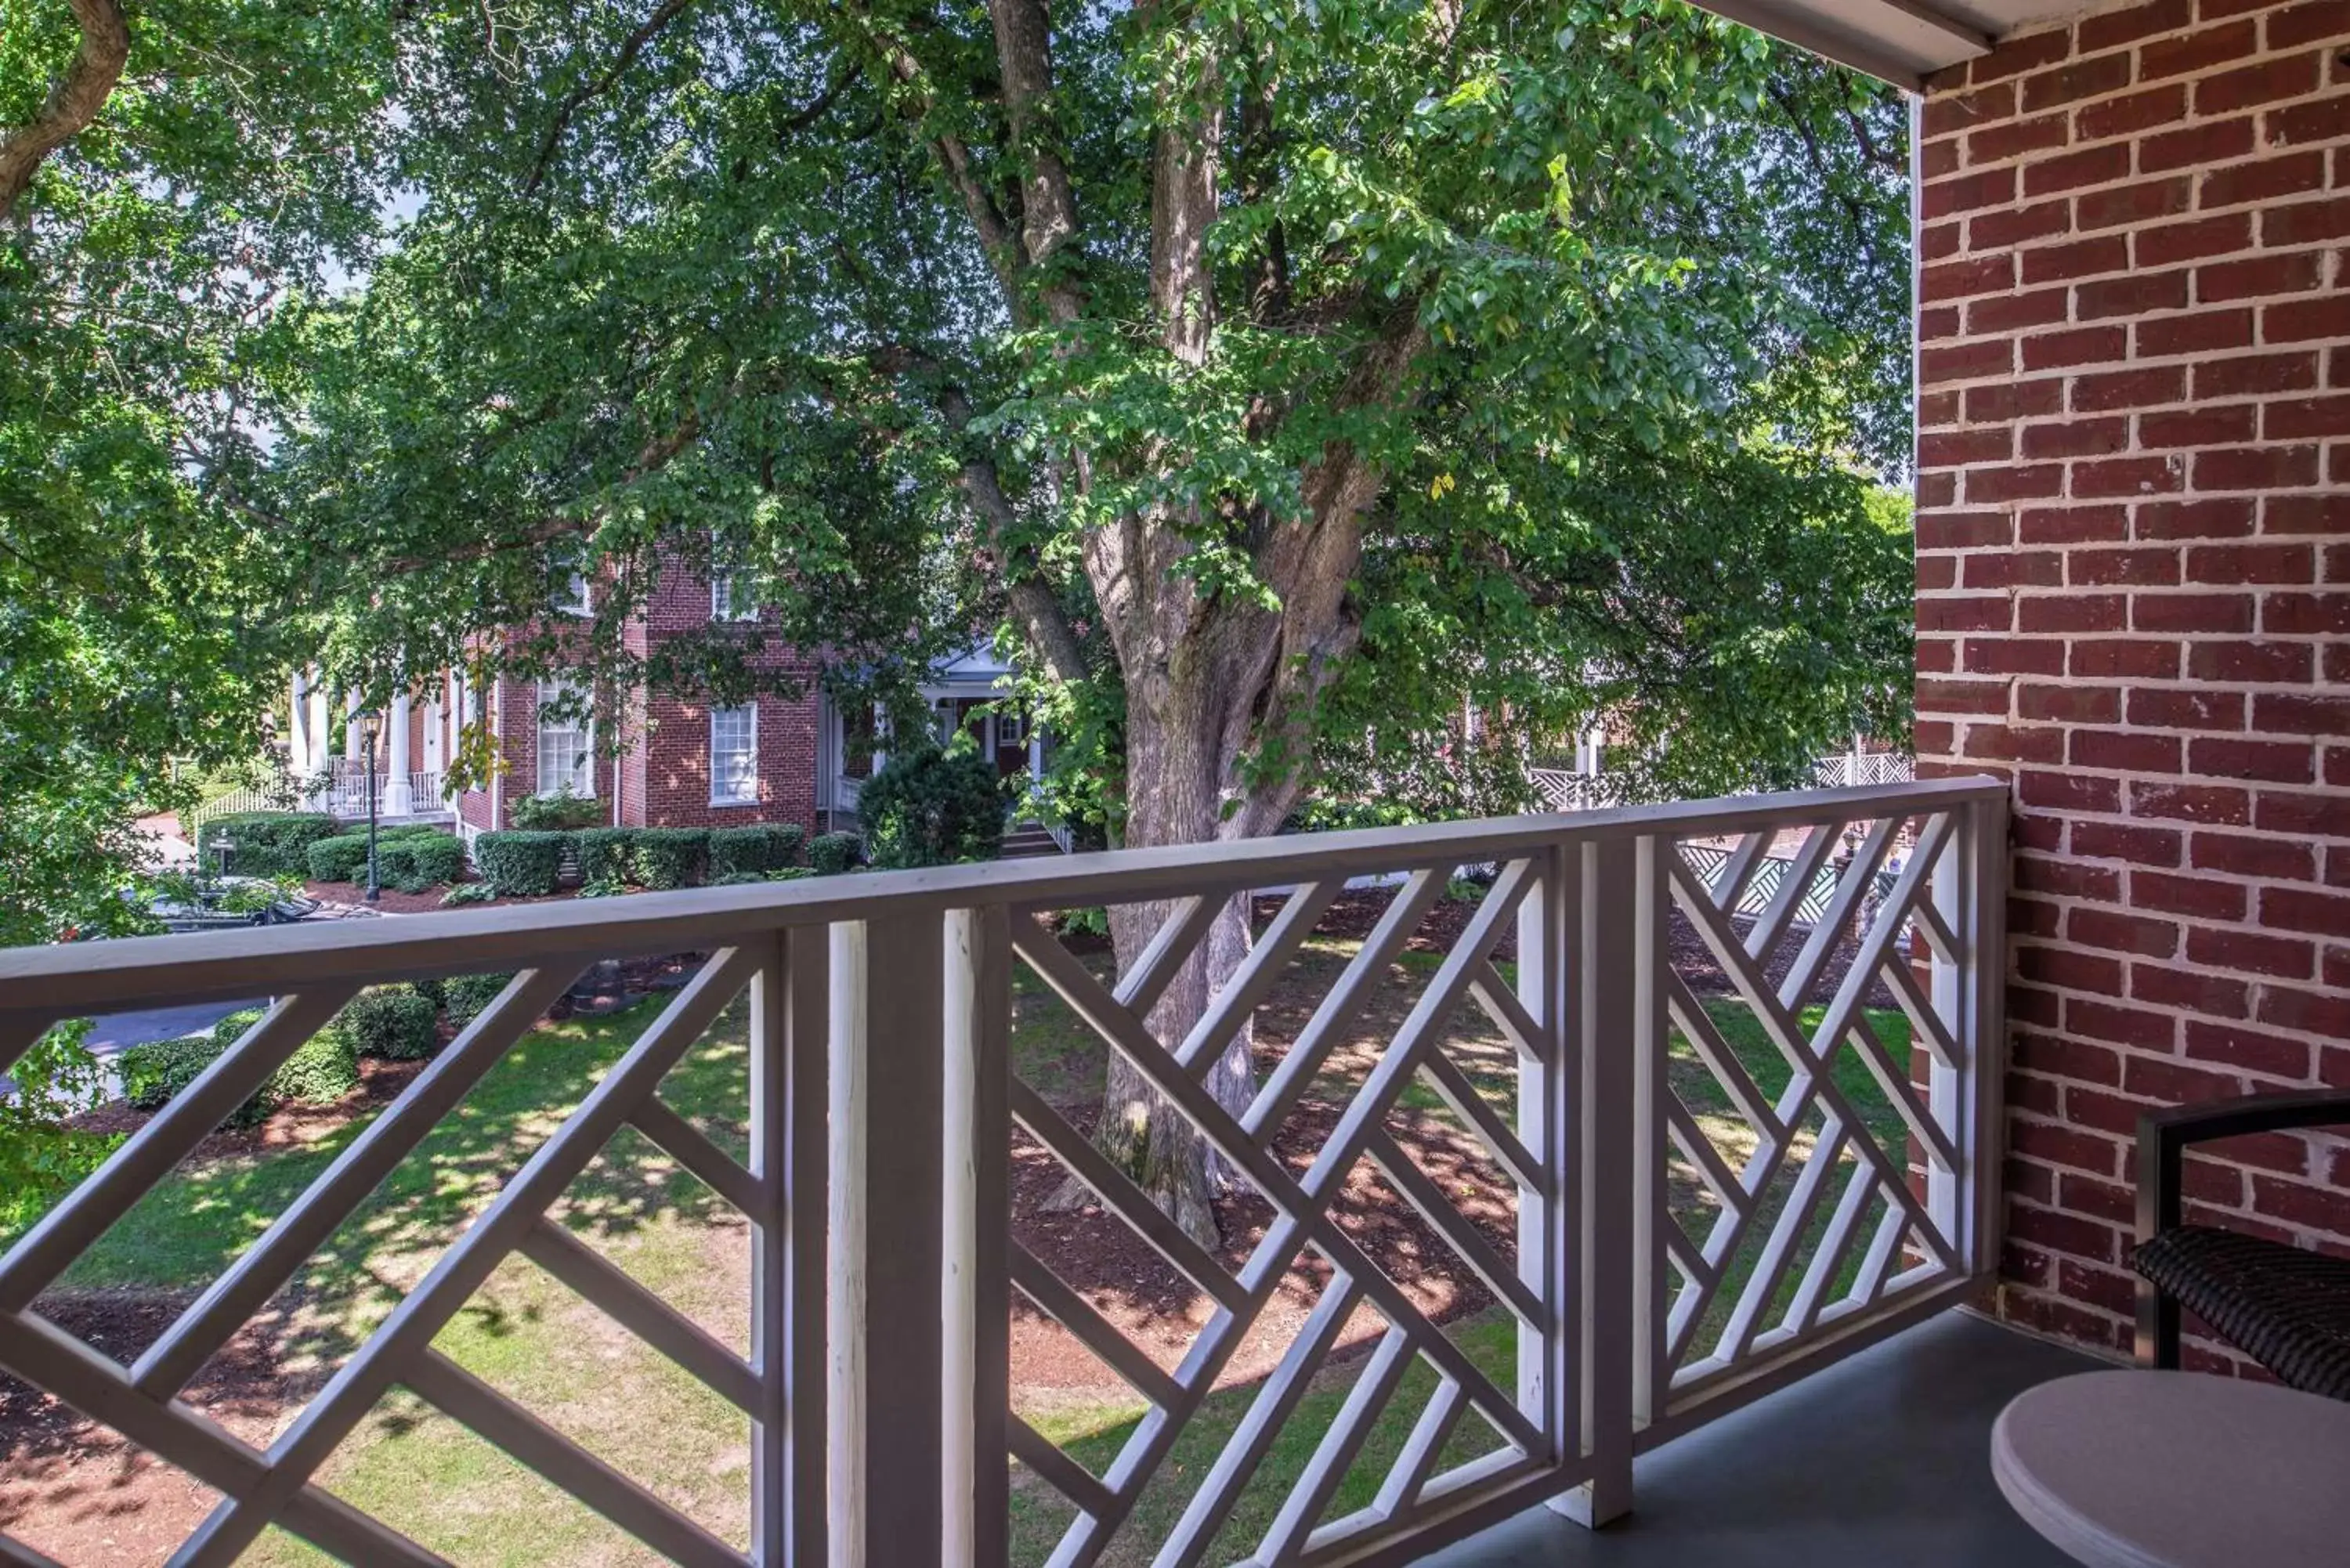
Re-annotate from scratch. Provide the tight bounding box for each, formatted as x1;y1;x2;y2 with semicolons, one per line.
24;923;1917;1565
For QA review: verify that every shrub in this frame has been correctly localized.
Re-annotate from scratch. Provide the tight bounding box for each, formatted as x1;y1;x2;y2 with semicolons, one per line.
510;789;605;831
444;970;517;1023
632;827;710;890
195;812;337;878
858;744;1005;869
121;1035;231;1115
375;840;418;887
305;833;374;883
405;833;468;885
440;882;497;907
808;832;862;876
117;1005;359;1126
271;1026;361;1102
575;827;639;887
341;986;440;1060
472;830;569;896
710;823;803;879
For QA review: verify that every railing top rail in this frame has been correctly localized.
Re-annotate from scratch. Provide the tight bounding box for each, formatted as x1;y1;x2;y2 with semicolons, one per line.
0;776;2003;1024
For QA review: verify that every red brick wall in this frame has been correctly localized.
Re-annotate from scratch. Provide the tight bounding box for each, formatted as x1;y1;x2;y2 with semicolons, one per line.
465;566;820;837
626;567;819;834
1914;0;2350;1364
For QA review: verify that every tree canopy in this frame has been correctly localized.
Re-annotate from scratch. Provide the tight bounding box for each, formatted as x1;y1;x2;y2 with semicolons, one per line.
3;0;1912;1230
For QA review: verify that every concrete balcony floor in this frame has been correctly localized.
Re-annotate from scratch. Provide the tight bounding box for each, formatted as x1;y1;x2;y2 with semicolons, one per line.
1431;1310;2099;1566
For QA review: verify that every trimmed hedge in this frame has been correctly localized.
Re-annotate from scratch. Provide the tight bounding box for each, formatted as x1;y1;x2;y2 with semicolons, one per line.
403;833;467;885
575;827;639;887
305;827;466;887
808;832;862;876
121;1009;359;1126
632;827;710;890
272;1027;363;1103
710;824;802;880
199;812;337;877
121;1035;244;1118
306;833;372;883
858;744;1005;869
445;970;516;1023
342;986;440;1060
473;831;568;896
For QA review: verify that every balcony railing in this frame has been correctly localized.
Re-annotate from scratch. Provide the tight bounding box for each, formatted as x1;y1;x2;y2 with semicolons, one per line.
0;775;2004;1566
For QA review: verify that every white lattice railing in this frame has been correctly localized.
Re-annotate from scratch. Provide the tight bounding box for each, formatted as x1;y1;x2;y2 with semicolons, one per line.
1814;752;1915;789
0;776;2004;1566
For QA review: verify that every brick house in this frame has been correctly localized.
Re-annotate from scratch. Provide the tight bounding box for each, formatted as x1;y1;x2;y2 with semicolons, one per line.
1900;0;2350;1369
285;563;1050;842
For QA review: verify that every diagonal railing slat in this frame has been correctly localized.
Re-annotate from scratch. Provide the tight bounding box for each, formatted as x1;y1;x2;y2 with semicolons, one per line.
0;989;357;1314
133;965;584;1398
175;946;762;1567
402;1349;749;1568
516;1219;761;1415
629;1093;763;1216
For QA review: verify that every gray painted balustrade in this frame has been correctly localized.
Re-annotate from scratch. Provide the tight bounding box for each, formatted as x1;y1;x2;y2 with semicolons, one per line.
0;777;2005;1567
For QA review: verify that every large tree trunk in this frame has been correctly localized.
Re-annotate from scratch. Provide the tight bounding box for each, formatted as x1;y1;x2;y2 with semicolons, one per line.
1078;659;1271;1248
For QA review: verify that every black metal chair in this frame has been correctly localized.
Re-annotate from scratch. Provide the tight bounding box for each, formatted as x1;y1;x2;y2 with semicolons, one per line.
2131;1089;2350;1401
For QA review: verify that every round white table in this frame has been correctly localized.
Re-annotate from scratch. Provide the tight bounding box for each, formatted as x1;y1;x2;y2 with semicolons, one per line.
1993;1370;2350;1568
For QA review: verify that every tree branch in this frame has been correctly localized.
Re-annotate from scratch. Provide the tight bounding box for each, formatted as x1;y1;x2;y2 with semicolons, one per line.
985;0;1083;322
1770;81;1882;276
867;345;1091;684
0;0;128;224
522;0;698;196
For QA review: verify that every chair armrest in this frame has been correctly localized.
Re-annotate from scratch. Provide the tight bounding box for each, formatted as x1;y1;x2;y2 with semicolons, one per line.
2135;1089;2350;1244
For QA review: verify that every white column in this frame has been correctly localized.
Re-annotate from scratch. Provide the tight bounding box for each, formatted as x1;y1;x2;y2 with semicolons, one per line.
288;673;310;776
300;671;331;809
383;692;415;814
422;692;445;775
1027;729;1043;784
343;691;363;762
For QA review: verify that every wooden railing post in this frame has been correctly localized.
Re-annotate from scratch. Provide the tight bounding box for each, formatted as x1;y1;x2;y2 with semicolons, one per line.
1514;842;1574;1497
1932;794;2008;1277
751;926;828;1566
942;907;1010;1567
1560;833;1643;1526
828;912;947;1567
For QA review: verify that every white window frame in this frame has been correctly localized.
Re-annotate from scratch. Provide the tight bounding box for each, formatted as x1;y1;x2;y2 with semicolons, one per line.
710;532;755;621
710;703;758;806
556;569;592;616
710;569;756;623
995;709;1028;747
536;680;596;798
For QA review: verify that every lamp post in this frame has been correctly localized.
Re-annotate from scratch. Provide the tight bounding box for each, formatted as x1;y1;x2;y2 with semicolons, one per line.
360;707;383;904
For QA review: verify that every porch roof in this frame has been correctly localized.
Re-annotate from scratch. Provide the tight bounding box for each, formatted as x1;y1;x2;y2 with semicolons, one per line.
1690;0;2094;90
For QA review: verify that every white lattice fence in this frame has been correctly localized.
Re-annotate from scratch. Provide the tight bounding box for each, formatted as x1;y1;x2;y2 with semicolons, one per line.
0;776;2002;1566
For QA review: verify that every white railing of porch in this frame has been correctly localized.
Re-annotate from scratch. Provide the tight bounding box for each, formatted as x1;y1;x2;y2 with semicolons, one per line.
0;775;2005;1567
324;761;448;818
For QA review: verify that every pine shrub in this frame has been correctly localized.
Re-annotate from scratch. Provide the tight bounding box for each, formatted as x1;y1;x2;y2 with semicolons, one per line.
857;744;1006;869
